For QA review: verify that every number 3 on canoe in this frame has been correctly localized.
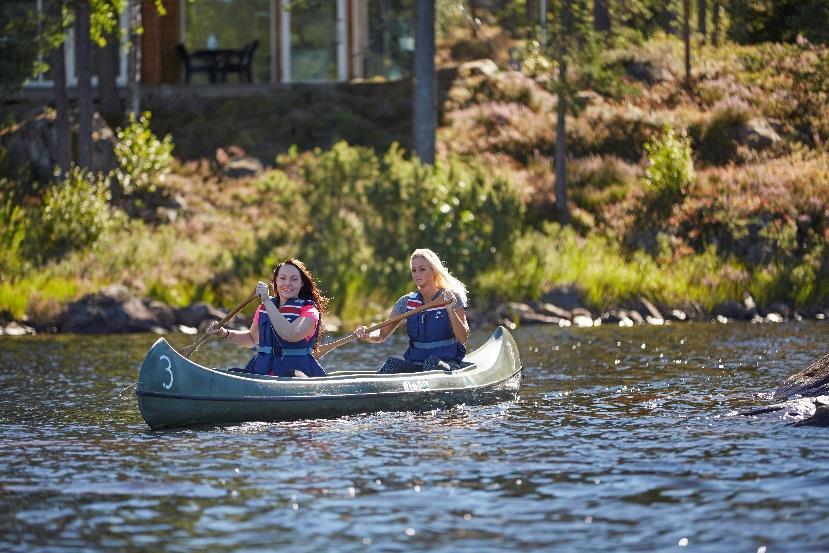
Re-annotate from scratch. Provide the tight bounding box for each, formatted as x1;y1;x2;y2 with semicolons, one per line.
160;355;174;389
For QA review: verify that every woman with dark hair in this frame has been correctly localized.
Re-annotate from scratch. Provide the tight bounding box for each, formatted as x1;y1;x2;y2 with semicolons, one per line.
207;259;328;377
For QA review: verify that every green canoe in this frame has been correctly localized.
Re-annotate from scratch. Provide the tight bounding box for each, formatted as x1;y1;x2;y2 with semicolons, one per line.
136;326;522;429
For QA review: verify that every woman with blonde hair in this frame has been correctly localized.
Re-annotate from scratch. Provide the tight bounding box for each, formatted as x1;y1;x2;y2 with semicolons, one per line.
355;248;470;373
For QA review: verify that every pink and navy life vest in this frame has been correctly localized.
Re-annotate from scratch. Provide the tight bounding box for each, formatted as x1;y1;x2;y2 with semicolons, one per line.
244;296;326;377
403;290;466;364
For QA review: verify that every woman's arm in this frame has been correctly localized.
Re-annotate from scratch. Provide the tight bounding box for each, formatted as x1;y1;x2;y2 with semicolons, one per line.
260;300;316;342
206;318;257;348
443;290;470;344
356;306;403;343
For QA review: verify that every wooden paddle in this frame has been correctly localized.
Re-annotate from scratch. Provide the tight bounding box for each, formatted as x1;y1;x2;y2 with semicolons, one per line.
182;290;259;359
315;297;450;359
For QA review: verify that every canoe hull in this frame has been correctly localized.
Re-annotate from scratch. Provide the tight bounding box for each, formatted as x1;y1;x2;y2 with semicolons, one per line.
136;327;521;429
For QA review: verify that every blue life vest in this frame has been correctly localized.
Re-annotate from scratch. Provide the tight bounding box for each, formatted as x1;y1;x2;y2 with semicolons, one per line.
244;297;326;377
403;290;466;364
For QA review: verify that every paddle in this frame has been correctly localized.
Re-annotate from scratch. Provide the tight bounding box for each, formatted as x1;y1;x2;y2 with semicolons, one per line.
315;297;450;359
182;290;259;358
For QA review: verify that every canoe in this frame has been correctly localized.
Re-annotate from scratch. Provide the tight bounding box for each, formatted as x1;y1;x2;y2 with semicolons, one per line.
136;326;522;429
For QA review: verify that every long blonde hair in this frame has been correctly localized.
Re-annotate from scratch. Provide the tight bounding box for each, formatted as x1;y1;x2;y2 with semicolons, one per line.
410;248;468;306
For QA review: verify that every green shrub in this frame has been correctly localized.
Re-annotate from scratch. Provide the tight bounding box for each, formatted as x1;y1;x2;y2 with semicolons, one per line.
28;167;118;262
113;111;174;196
643;127;694;217
286;141;524;316
0;198;28;280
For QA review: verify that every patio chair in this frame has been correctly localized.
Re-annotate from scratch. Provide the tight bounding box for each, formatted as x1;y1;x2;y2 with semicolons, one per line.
220;40;258;83
177;43;218;83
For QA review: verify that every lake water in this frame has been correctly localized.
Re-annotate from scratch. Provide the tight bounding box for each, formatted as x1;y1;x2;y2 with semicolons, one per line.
1;322;828;552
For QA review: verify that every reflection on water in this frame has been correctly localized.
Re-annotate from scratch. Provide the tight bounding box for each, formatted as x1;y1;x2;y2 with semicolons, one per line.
1;323;828;552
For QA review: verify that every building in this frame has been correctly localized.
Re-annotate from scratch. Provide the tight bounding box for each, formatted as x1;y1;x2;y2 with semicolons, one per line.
14;0;416;89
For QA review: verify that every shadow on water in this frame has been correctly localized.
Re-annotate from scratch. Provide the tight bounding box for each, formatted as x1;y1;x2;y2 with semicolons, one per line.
1;322;828;552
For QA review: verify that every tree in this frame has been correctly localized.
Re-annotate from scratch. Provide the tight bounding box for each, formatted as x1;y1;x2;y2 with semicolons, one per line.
697;0;707;43
47;0;70;176
126;0;143;117
682;0;691;84
554;0;570;224
594;0;610;33
712;0;720;45
95;1;127;127
413;0;435;164
75;0;93;169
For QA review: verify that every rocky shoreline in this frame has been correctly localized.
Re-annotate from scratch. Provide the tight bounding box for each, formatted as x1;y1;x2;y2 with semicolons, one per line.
1;284;827;337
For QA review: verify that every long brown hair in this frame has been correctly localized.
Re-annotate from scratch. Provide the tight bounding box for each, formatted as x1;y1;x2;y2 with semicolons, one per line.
272;258;329;351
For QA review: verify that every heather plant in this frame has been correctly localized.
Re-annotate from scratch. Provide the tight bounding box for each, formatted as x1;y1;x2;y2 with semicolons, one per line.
689;98;754;166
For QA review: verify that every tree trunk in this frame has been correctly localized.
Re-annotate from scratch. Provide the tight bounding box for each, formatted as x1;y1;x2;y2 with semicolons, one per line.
97;34;122;128
554;0;569;224
712;0;720;46
48;0;70;175
683;0;691;84
75;0;93;169
540;0;548;47
697;0;707;43
525;0;536;39
594;0;611;33
126;0;142;118
469;0;478;38
413;0;435;164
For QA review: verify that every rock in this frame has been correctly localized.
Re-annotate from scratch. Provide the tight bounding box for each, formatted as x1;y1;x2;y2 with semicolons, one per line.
496;302;536;321
735;117;780;151
669;309;688;321
90;112;117;174
222;156;264;179
458;59;499;78
570;308;595;327
712;301;751;321
773;352;829;400
531;302;572;320
174;302;227;328
626;310;645;324
539;285;585;311
145;300;175;329
1;321;36;336
602;309;634;327
622;60;673;84
743;292;757;312
177;324;198;335
62;285;161;333
519;312;566;325
766;301;793;320
795;404;829;427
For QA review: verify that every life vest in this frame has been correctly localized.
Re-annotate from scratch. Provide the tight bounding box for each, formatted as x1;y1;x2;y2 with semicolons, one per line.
403;290;466;364
244;296;326;377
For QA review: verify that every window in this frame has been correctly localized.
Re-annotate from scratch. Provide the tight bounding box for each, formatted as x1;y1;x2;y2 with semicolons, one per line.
183;0;272;83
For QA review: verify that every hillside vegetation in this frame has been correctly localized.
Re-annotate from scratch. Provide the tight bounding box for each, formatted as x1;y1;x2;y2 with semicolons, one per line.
1;32;828;327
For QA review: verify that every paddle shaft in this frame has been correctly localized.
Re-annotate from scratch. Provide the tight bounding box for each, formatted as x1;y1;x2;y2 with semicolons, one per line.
182;290;259;358
315;297;450;359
